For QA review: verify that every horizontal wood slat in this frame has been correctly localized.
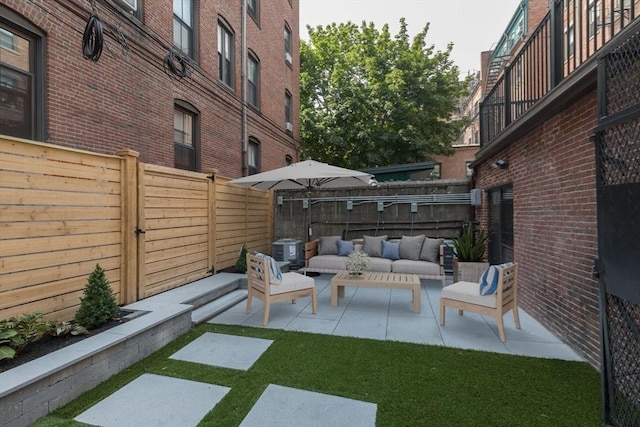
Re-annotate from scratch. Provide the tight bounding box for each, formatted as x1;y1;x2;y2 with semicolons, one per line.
1;136;273;321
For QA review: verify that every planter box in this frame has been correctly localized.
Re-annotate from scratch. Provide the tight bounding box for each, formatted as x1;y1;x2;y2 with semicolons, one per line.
453;259;489;283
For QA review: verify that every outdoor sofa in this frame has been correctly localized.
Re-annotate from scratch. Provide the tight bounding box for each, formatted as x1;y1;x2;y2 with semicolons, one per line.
303;235;445;284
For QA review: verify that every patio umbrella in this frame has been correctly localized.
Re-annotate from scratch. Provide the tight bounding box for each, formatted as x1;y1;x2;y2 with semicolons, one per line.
229;159;375;239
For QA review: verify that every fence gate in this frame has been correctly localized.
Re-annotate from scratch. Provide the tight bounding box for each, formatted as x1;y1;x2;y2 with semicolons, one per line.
594;21;640;427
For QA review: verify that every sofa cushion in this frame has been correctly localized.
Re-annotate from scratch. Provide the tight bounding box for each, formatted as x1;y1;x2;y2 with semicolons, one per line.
420;237;442;263
337;239;354;256
367;256;393;272
399;235;425;260
270;272;315;295
392;259;441;276
319;236;341;255
381;240;400;260
362;235;387;257
479;262;514;295
308;255;348;271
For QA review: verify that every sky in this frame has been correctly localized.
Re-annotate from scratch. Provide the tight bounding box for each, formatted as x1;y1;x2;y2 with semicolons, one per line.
299;0;522;77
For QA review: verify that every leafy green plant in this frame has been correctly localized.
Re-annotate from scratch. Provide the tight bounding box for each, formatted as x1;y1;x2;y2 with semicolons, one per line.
452;224;488;262
235;245;248;273
74;264;119;330
0;312;52;360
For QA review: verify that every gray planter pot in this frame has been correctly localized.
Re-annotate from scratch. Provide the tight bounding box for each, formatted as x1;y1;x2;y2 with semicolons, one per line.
452;258;489;283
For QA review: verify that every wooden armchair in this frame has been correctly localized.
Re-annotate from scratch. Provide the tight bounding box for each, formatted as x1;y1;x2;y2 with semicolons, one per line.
439;263;520;342
246;253;317;326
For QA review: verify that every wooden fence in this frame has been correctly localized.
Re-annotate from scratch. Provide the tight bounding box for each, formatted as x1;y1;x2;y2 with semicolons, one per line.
0;136;273;321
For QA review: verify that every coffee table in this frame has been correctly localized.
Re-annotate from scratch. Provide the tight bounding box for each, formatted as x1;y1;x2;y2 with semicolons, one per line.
330;271;421;313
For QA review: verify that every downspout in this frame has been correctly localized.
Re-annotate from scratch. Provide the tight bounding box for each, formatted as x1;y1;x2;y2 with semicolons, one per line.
241;0;248;176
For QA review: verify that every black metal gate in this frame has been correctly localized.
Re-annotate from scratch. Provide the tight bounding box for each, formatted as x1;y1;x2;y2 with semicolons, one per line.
594;20;640;427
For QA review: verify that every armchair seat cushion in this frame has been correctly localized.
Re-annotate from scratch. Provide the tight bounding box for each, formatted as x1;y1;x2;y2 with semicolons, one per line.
270;272;316;295
441;281;497;308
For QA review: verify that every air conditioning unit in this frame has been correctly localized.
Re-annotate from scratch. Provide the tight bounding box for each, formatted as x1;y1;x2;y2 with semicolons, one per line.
272;238;304;269
285;52;292;65
285;122;293;132
114;0;137;13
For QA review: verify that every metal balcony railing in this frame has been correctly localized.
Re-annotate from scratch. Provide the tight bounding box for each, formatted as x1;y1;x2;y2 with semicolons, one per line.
480;0;639;146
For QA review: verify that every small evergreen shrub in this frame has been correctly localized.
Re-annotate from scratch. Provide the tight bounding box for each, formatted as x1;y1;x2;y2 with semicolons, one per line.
74;264;119;330
235;245;248;273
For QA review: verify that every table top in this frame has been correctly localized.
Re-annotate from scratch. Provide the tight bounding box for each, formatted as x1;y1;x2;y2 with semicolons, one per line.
332;271;420;285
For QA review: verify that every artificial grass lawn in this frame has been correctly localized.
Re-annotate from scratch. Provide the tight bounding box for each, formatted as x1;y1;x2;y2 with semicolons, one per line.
34;323;601;426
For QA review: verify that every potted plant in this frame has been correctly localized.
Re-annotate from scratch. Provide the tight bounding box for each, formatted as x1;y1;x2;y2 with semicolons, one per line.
452;224;489;283
345;251;369;277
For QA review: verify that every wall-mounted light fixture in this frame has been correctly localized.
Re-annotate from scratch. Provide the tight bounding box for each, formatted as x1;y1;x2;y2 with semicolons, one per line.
491;159;509;169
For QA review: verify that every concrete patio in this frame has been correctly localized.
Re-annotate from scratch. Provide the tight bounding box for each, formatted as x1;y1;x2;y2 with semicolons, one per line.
209;273;583;361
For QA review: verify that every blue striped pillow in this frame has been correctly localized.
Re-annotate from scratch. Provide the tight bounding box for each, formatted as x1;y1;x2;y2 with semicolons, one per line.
479;262;513;295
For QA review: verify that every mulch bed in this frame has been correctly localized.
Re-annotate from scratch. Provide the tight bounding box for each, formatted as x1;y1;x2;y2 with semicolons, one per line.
0;311;132;373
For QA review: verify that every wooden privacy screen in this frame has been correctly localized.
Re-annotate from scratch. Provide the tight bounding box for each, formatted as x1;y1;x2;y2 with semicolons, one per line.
137;164;212;299
0;136;274;321
0;138;126;321
214;176;273;268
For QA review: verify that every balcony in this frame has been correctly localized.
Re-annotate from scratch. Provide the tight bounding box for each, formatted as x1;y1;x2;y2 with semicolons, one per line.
480;0;639;146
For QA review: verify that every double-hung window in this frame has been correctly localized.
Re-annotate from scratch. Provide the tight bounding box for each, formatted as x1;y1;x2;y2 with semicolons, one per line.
247;0;259;23
284;23;292;65
173;0;195;58
248;138;260;175
248;52;259;108
0;7;45;140
285;90;292;132
218;19;234;88
174;101;199;171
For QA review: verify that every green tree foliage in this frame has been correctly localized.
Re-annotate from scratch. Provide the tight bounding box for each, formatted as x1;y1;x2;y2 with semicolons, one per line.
74;264;119;330
235;245;248;273
300;19;470;168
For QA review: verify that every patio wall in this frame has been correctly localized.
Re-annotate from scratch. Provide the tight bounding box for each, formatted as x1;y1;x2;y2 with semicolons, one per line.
0;136;273;322
274;180;473;242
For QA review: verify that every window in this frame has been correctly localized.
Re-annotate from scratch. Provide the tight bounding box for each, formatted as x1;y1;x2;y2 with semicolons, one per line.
566;23;575;57
285;154;293;166
0;7;45;141
174;101;199;171
248;138;260;175
173;0;195;58
248;51;259;108
218;19;234;87
247;0;259;23
588;1;599;38
284;23;292;64
285;90;292;131
488;185;514;264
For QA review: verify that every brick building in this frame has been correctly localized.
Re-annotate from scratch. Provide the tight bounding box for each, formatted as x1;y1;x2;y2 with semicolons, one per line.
473;0;639;391
0;0;300;178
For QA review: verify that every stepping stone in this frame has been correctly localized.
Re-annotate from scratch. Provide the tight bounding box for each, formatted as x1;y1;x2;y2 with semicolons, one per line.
74;373;229;427
170;332;273;370
240;384;377;427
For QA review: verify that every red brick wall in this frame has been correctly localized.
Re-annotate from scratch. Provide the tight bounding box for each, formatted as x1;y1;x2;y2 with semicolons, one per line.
1;0;299;178
433;145;479;180
475;90;601;367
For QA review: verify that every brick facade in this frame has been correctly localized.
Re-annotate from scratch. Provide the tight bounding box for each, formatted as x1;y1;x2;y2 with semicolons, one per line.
0;0;299;178
475;90;601;367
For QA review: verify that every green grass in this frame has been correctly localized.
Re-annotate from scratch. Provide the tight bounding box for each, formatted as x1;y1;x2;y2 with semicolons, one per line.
34;323;601;426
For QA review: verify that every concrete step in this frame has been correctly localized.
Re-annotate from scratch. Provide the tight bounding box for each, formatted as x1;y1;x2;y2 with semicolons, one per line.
183;275;244;309
191;289;248;324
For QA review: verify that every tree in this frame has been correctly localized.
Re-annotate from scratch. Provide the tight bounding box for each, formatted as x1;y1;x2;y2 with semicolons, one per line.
300;19;470;168
74;264;119;330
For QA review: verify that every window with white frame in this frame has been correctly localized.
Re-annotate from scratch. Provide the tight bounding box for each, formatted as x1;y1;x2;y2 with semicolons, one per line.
218;19;234;87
